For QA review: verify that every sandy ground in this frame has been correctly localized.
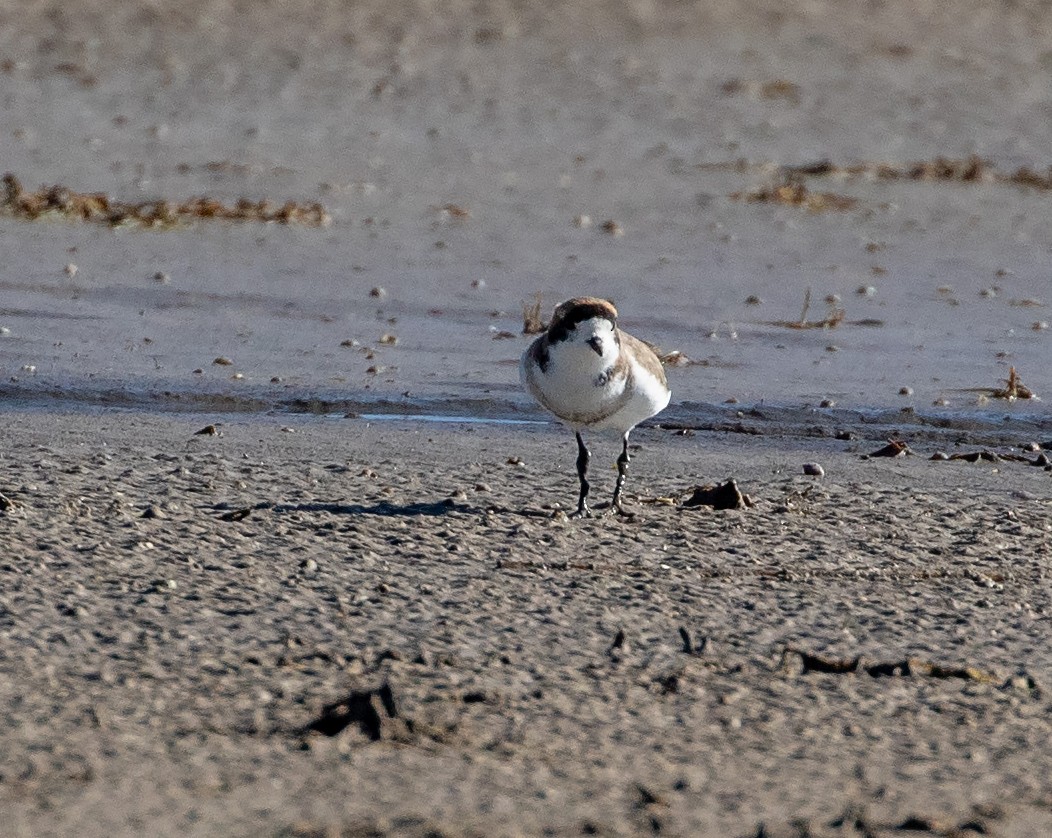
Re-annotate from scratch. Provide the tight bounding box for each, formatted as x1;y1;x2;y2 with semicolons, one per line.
0;411;1050;837
2;1;1052;835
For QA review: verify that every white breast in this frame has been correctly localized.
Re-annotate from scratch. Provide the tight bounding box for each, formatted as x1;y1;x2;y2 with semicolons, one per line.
522;338;669;433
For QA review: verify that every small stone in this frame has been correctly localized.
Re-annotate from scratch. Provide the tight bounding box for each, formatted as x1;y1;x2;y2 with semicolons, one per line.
379;333;398;345
856;285;876;297
153;271;170;284
64;263;78;278
1033;321;1049;331
141;505;166;519
300;558;318;572
802;463;824;477
744;294;762;305
931;451;949;460
819;399;836;408
213;357;233;366
980;287;998;298
600;219;624;236
369;287;387;298
899;386;913;396
573;214;592;228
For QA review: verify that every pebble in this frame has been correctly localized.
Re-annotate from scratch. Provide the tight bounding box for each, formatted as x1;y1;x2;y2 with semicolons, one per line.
141;505;166;519
369;287;387;299
153;271;170;284
300;558;318;572
931;452;950;460
856;285;876;297
213;357;233;366
819;399;836;408
64;263;78;278
899;386;913;396
802;463;824;477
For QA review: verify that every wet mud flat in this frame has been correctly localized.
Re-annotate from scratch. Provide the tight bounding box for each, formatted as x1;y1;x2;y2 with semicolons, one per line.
0;409;1050;836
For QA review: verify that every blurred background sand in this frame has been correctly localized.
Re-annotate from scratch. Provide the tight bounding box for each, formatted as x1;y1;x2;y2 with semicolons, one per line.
1;0;1051;419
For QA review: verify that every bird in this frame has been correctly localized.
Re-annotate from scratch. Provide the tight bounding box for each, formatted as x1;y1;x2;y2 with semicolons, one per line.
521;297;671;517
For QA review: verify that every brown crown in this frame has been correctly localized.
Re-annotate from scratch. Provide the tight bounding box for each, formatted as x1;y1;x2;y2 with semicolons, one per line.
547;297;618;343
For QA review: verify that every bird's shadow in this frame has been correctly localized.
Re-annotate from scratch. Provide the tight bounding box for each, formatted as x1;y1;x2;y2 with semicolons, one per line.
279;500;469;517
214;499;482;518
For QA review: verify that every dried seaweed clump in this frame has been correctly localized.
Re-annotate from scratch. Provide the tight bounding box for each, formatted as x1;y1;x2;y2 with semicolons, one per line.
781;647;1005;685
1006;166;1052;190
522;294;547;335
721;78;801;103
880;155;990;183
783;155;1052;191
992;367;1037;401
766;287;845;330
731;175;857;212
1;173;330;228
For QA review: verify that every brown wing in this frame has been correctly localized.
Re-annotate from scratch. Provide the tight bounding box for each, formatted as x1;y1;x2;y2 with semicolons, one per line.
618;329;667;387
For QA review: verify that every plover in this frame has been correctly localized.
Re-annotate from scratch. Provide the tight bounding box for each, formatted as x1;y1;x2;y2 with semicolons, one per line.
521;297;671;517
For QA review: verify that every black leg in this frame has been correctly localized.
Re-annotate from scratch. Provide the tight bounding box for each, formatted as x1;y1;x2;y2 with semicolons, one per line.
571;431;591;517
612;432;631;515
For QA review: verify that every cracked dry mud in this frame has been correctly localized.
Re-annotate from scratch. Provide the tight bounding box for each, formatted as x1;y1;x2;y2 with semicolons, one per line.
0;413;1050;836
